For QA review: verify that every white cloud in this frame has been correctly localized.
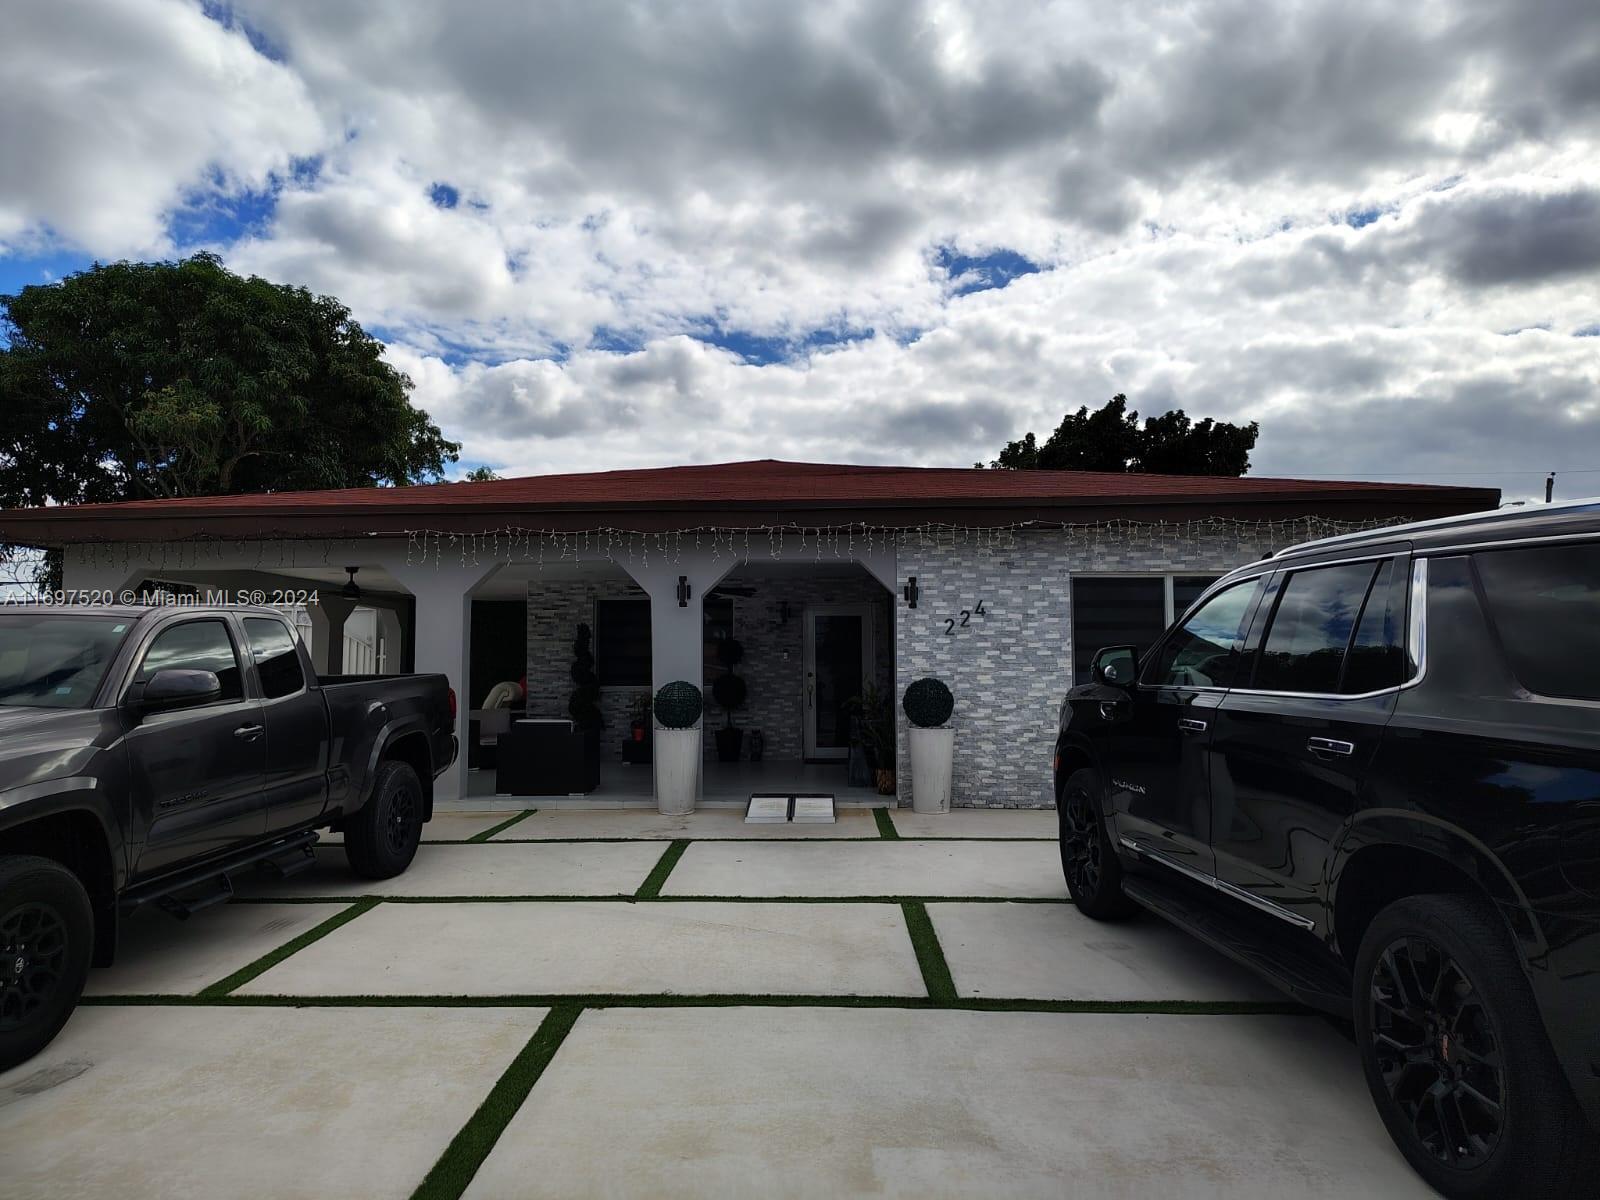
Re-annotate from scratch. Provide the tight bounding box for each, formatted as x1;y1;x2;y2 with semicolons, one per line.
0;0;324;257
7;0;1600;500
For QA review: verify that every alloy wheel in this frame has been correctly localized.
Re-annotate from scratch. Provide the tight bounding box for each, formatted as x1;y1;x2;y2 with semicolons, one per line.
1060;784;1103;898
385;783;420;856
1369;934;1507;1169
0;902;68;1032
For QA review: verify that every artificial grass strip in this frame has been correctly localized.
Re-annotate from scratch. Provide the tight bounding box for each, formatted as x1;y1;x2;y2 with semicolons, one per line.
410;1003;583;1200
82;992;1310;1016
901;902;958;1004
633;839;689;898
468;810;537;842
874;807;900;839
197;897;381;997
228;892;1073;905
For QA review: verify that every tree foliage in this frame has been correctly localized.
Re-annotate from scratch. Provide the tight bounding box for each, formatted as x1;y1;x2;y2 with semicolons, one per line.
986;394;1258;476
0;253;459;509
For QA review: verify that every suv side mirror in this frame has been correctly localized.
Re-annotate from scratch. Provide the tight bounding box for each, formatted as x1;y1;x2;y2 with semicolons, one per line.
1091;646;1138;688
134;668;222;713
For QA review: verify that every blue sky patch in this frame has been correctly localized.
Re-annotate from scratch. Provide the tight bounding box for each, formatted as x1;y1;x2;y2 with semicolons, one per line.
199;1;287;63
1345;207;1383;228
933;246;1041;296
692;321;874;365
429;182;461;210
1575;323;1600;337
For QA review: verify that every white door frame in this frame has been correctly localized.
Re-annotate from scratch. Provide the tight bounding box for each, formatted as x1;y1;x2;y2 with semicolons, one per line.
802;604;876;761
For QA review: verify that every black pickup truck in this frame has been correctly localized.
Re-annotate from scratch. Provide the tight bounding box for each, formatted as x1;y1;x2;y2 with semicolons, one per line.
0;605;456;1069
1056;501;1600;1198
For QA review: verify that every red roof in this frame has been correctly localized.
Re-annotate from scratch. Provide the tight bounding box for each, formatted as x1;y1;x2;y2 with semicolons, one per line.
0;460;1499;542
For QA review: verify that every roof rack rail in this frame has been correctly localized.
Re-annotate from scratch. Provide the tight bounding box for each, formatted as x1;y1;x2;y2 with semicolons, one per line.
1268;496;1600;560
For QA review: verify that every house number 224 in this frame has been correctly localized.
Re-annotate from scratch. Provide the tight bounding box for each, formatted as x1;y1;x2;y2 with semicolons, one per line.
943;599;987;635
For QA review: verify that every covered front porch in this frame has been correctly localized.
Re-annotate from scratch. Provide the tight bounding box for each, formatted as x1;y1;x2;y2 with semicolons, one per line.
464;758;889;807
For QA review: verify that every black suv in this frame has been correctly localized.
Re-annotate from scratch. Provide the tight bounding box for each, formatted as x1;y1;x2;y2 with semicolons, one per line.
1055;501;1600;1199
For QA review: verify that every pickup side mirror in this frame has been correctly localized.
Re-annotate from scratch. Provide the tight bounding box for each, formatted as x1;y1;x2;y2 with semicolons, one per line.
134;668;222;713
1091;646;1138;688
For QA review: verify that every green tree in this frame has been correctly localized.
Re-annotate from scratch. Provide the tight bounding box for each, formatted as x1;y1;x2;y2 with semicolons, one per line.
0;253;459;508
461;466;501;482
986;394;1258;476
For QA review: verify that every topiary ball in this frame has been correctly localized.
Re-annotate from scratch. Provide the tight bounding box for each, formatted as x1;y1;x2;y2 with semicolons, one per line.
716;637;745;668
653;680;703;729
711;672;747;712
903;677;954;728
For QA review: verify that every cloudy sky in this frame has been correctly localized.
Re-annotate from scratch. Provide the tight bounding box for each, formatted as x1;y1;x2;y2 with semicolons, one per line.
3;0;1598;500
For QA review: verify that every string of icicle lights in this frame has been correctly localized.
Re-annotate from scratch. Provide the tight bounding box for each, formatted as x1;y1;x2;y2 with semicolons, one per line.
67;515;1393;574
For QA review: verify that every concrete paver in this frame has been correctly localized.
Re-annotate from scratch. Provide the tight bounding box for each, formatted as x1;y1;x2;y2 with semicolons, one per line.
662;840;1067;898
0;1005;547;1200
889;809;1057;839
499;807;879;840
928;902;1280;1002
84;902;347;996
320;809;531;844
233;842;665;898
463;1007;1431;1200
239;901;926;997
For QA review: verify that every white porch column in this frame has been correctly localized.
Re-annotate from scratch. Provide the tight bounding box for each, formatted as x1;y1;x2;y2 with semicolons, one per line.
389;560;503;804
619;553;736;799
309;596;357;675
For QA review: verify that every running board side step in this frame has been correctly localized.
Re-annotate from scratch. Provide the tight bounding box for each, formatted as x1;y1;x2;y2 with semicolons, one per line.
1120;872;1354;1018
120;831;320;918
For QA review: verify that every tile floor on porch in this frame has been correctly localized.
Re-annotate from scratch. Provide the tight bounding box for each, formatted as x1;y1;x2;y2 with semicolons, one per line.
463;757;889;808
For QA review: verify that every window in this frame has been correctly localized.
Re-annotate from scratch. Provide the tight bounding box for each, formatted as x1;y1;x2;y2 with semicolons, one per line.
245;618;306;699
0;614;131;709
1340;560;1406;694
1146;580;1258;688
1070;574;1221;683
1253;562;1377;694
1474;542;1600;701
134;620;243;702
595;598;651;687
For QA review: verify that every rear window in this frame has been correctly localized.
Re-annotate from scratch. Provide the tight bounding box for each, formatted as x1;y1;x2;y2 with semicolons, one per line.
1474;542;1600;701
1253;562;1378;694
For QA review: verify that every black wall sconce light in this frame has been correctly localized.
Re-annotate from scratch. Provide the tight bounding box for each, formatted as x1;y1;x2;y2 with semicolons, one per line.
902;576;918;608
676;575;691;607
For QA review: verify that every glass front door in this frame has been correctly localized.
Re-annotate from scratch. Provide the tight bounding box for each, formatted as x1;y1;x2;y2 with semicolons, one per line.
803;605;874;760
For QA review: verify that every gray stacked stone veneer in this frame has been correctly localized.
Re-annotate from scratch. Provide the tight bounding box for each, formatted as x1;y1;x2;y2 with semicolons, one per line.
523;577;650;753
893;523;1287;810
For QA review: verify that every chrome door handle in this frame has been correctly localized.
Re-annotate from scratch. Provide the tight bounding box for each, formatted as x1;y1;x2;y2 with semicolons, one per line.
234;724;265;740
1177;718;1208;734
1307;737;1354;758
1098;700;1123;721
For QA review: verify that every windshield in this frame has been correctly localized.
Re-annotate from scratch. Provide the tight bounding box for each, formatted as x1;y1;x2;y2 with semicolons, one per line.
0;614;133;709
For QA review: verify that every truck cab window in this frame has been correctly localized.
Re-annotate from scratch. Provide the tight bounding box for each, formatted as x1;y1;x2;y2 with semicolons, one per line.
135;620;243;701
245;618;306;699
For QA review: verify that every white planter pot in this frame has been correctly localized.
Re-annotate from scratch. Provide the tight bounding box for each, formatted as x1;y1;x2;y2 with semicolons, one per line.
908;726;955;814
655;726;700;816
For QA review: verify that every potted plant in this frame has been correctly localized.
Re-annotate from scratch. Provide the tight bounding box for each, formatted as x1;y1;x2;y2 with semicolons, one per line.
903;677;954;814
653;680;702;815
628;691;651;742
847;680;896;795
711;637;747;763
567;623;603;732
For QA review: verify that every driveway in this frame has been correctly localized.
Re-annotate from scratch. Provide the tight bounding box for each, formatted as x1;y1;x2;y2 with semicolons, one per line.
0;807;1433;1199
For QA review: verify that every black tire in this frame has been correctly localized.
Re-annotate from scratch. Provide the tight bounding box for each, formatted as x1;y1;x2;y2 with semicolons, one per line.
1058;767;1138;919
0;855;94;1072
1354;894;1599;1199
344;760;426;880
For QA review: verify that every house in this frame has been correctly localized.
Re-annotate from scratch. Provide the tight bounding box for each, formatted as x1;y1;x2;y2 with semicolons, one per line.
0;460;1497;809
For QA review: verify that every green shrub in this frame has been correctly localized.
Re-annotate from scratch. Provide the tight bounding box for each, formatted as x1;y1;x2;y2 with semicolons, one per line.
653;680;703;729
902;677;954;728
